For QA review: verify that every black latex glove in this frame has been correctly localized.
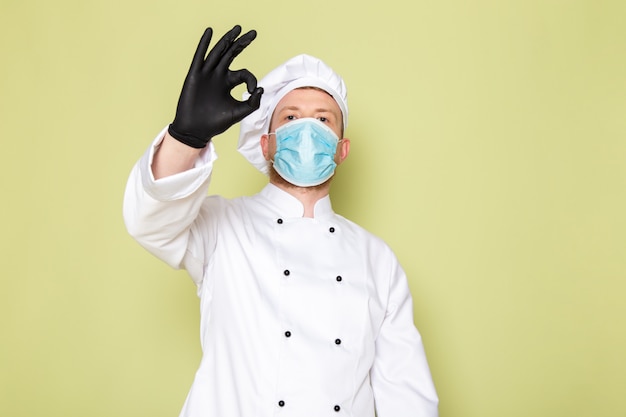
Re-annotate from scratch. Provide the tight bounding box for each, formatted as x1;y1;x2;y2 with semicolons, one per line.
168;26;264;148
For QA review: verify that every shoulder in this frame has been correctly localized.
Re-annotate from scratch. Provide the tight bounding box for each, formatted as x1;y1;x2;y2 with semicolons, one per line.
199;192;278;222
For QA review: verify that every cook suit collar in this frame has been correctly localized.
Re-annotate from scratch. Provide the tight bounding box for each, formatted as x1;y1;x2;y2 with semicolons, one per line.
260;183;334;220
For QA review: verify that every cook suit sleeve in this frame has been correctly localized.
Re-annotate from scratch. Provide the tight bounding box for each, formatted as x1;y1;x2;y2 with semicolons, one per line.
123;126;217;287
370;252;439;417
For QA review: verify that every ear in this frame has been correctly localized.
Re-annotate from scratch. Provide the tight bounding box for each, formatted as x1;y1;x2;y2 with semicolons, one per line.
260;134;271;160
336;138;350;165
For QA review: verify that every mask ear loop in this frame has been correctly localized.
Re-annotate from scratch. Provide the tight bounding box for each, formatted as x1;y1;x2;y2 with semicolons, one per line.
266;132;277;164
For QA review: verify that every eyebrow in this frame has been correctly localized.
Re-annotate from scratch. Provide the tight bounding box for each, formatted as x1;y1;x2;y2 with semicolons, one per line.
277;105;335;114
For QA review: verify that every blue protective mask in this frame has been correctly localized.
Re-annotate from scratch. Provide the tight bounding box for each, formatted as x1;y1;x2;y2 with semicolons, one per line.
270;118;340;187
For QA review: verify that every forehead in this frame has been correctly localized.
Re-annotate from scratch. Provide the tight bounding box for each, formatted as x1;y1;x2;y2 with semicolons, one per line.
273;88;342;116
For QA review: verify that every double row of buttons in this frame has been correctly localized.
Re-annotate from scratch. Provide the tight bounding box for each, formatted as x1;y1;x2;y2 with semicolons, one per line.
277;218;336;234
283;330;342;345
277;400;342;412
276;217;343;413
283;269;344;283
279;331;344;410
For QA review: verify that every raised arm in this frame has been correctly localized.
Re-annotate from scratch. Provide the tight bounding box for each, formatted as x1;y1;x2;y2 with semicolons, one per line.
124;25;263;282
153;25;263;179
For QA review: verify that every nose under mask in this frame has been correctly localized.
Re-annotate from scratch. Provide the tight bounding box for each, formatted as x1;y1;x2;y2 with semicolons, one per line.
270;118;340;187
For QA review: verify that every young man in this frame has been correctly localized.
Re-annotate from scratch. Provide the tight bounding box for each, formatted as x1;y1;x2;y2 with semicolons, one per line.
124;25;439;417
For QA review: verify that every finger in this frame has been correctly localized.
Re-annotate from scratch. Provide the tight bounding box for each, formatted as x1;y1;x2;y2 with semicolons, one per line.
227;69;258;93
230;92;263;122
204;25;242;72
218;29;257;71
189;28;213;73
247;87;264;110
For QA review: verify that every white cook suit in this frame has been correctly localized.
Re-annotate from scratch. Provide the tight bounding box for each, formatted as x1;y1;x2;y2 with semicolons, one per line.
123;128;439;417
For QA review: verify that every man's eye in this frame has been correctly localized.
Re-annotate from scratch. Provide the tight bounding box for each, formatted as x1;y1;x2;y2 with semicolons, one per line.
286;115;296;121
318;117;328;122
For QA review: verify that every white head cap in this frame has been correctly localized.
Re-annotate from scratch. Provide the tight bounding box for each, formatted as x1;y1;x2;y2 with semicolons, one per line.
238;54;348;174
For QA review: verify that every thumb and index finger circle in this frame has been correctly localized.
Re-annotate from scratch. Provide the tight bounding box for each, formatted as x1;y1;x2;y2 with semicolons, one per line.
230;87;264;122
228;68;264;115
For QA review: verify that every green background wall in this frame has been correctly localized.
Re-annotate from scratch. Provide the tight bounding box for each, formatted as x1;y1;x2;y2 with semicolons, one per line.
1;1;624;416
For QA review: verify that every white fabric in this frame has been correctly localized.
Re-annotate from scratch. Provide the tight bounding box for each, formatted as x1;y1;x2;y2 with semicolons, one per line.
123;129;439;417
238;54;348;174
